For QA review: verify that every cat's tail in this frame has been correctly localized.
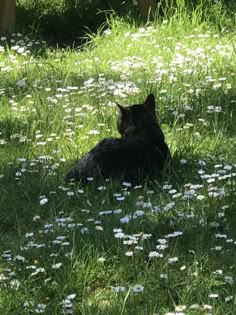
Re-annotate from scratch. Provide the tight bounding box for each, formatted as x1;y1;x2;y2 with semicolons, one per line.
64;153;98;183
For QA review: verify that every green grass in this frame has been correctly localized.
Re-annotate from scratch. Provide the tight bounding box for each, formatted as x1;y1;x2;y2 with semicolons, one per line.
0;3;236;314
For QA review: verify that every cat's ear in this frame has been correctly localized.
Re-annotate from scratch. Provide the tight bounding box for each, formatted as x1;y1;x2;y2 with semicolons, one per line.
144;93;156;115
116;103;129;116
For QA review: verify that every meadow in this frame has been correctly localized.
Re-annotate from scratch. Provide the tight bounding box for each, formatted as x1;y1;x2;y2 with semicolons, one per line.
0;3;236;314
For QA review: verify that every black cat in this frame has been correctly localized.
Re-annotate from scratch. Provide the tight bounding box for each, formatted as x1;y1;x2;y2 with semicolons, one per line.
65;94;170;183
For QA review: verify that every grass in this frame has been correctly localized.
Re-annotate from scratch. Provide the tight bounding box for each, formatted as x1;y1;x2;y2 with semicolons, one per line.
0;2;236;314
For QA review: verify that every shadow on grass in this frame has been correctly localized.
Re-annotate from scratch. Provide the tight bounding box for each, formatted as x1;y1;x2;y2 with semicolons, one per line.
1;146;235;259
15;1;141;48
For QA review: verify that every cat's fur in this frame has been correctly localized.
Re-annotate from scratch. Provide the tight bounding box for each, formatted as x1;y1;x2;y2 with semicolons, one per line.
65;94;170;183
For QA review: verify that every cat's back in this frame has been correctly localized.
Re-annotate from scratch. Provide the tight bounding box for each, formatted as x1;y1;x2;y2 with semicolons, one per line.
65;136;167;182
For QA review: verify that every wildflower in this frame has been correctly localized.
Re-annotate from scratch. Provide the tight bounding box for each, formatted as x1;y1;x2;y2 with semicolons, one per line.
62;293;76;314
149;251;163;258
213;269;223;275
225;296;233;302
67;191;74;197
209;293;219;299
165;231;183;238
112;286;126;293
117;196;125;201
135;246;143;251
9;279;20;290
133;210;145;218
99;210;112;216
120;215;131;224
211;246;222;251
132;284;144;293
17;47;25;54
215;233;227;239
196;195;205;200
134;185;142;189
0;274;7;280
25;232;34;238
157;238;168;244
142;233;152;239
163;184;172;190
224;276;234;285
222;205;229;210
122;181;132;187
156;244;168;250
203;304;212;310
40;197;48;205
88;129;100;135
52;263;62;269
168;257;179;264
44;223;53;230
66;294;76;300
23;300;34;308
175;305;187;312
123;239;137;245
163;202;175;211
114;232;125;239
97;186;106;190
0;139;7;145
61;242;70;246
95;225;103;231
15;255;26;262
86;177;93;181
31;267;46;276
35;304;46;313
113;209;122;214
16;78;27;87
80;227;89;234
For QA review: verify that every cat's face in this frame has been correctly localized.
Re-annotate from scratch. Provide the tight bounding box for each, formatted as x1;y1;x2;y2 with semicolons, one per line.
116;94;159;138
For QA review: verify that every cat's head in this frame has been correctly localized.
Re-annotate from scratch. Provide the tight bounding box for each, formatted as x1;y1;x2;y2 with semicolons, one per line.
116;94;161;139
